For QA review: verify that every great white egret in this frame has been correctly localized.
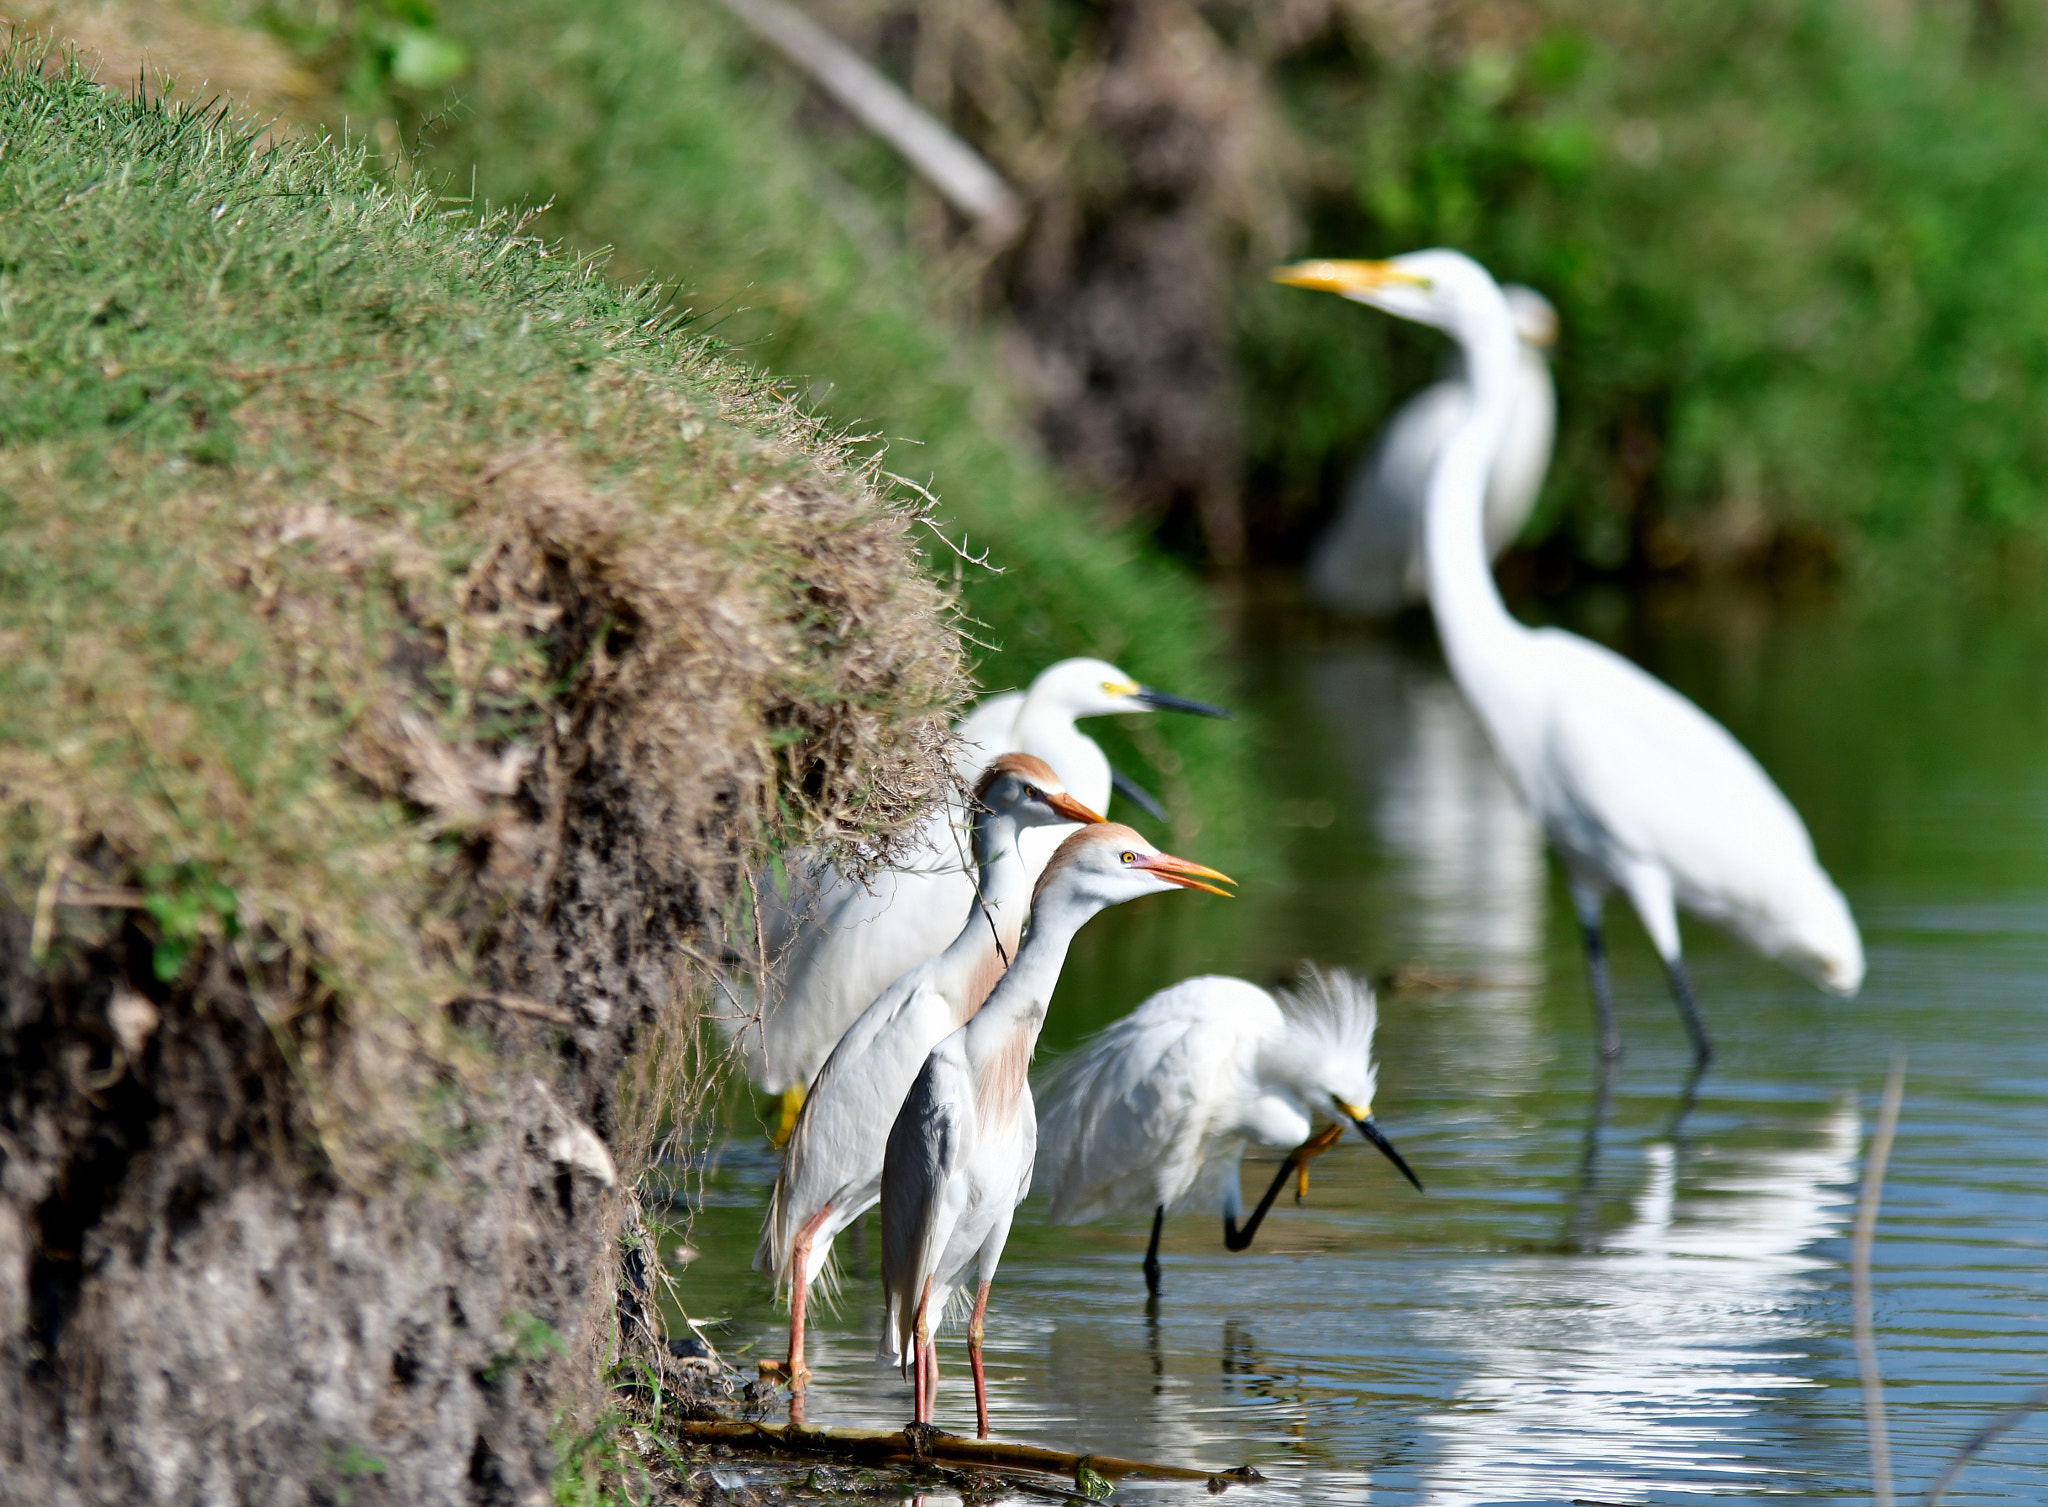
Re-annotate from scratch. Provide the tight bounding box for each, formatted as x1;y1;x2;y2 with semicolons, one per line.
879;823;1234;1436
755;755;1103;1391
1035;968;1420;1297
1274;251;1863;1062
743;659;1228;1105
1309;286;1558;620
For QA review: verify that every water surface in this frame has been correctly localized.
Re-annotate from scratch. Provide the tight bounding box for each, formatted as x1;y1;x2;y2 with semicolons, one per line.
668;585;2048;1505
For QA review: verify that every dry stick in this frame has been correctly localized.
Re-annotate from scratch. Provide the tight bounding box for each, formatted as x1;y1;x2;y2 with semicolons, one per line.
711;0;1023;248
1922;1383;2048;1505
1854;1055;1908;1507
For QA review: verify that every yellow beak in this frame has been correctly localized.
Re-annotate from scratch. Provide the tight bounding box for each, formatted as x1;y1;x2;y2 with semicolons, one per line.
1271;259;1430;295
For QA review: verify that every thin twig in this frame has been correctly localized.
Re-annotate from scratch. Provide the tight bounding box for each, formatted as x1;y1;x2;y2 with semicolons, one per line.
457;991;578;1026
1855;1055;1907;1507
1922;1383;2048;1505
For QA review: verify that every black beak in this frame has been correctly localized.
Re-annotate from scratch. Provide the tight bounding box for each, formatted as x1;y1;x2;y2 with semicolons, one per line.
1134;686;1233;719
1352;1116;1423;1193
1109;766;1170;822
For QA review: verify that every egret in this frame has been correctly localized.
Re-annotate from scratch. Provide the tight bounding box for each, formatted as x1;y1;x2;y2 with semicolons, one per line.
744;659;1229;1107
879;823;1233;1436
754;754;1103;1389
1275;251;1863;1063
1035;967;1420;1297
1308;287;1558;620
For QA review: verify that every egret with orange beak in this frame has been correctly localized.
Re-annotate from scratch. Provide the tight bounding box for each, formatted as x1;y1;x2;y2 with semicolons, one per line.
879;823;1233;1437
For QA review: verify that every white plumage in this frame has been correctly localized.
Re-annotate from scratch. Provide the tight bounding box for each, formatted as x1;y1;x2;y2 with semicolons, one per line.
740;658;1226;1094
1309;286;1557;619
1035;968;1419;1294
1275;251;1864;1061
878;824;1234;1435
754;755;1102;1385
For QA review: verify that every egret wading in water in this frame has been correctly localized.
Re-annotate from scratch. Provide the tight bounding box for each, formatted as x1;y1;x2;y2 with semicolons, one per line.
1035;968;1420;1298
755;756;1104;1397
1309;285;1558;620
1275;251;1863;1065
744;660;1229;1114
880;824;1234;1437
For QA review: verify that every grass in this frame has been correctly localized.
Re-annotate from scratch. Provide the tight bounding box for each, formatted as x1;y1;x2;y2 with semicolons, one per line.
0;39;965;1169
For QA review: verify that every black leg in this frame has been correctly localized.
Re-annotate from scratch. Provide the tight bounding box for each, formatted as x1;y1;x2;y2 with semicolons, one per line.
1581;919;1623;1062
1664;957;1714;1067
1143;1205;1165;1296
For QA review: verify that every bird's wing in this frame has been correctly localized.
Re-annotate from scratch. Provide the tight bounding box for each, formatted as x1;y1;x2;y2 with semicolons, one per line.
1035;978;1271;1224
879;1035;974;1365
1533;628;1855;980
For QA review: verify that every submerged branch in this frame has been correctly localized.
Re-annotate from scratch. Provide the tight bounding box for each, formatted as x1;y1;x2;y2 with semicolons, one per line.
1854;1056;1907;1507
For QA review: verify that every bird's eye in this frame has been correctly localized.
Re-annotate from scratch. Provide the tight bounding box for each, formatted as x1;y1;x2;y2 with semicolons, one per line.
1120;851;1137;864
1025;786;1042;800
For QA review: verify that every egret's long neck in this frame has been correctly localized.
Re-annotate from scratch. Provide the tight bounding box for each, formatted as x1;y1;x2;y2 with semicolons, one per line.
1010;699;1112;816
926;811;1030;1021
1423;313;1529;689
962;886;1096;1063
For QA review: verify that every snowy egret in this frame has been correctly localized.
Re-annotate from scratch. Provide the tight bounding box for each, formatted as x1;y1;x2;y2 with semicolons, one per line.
755;754;1103;1388
1309;287;1557;620
1035;967;1420;1297
1275;251;1863;1063
879;823;1234;1435
744;659;1228;1103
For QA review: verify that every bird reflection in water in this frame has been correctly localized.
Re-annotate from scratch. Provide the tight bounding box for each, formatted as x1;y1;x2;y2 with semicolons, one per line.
1414;1097;1862;1503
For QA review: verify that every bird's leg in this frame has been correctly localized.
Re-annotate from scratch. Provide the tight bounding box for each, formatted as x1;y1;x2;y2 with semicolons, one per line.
1664;957;1714;1067
968;1279;992;1440
785;1202;834;1388
1580;918;1623;1062
911;1278;933;1425
1292;1121;1346;1201
1143;1205;1165;1297
923;1335;939;1423
1225;1127;1336;1253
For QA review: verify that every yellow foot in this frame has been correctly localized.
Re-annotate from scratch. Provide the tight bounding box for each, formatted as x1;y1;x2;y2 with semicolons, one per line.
768;1084;807;1148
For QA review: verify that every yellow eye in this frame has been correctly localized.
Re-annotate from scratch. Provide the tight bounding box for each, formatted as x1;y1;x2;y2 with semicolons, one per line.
1025;786;1042;800
1120;851;1137;863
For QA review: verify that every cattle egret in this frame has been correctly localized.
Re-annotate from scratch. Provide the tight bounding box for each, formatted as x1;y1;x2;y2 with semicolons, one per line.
1036;967;1420;1297
754;755;1102;1392
879;824;1233;1436
744;659;1228;1105
1309;287;1557;619
1274;251;1863;1063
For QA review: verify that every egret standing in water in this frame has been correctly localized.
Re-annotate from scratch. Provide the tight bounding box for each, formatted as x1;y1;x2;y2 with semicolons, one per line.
1309;285;1558;620
1035;968;1420;1297
755;755;1103;1393
745;660;1228;1107
880;824;1233;1437
1275;252;1863;1063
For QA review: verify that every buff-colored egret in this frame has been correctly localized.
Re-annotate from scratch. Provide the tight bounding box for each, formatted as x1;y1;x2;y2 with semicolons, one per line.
755;755;1102;1390
744;660;1228;1108
1035;968;1420;1297
1274;251;1863;1063
1309;287;1557;620
879;824;1233;1436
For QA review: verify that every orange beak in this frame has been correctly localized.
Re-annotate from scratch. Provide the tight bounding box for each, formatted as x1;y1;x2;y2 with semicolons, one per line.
1270;259;1431;295
1047;791;1107;825
1132;851;1235;898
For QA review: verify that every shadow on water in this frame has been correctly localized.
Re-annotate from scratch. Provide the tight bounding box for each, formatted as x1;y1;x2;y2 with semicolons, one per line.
665;584;2048;1503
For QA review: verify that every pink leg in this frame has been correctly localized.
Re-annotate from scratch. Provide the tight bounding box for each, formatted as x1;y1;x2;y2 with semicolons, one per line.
967;1278;992;1439
924;1334;939;1421
911;1278;934;1425
787;1203;834;1391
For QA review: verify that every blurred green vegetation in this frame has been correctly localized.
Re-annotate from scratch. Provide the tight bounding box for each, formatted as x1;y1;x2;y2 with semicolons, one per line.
1247;0;2048;579
340;0;1250;856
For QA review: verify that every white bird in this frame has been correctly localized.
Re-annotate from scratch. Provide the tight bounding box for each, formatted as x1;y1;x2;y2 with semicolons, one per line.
743;659;1229;1107
879;823;1234;1436
1035;967;1421;1297
754;754;1103;1390
1309;286;1558;620
1275;251;1863;1063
